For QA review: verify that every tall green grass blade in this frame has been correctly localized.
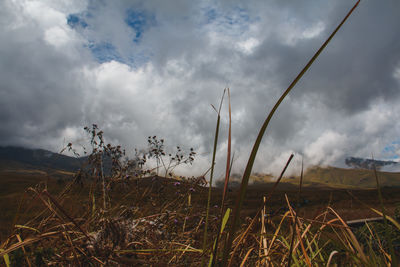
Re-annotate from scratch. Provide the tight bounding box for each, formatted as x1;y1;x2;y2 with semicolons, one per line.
0;249;10;267
208;208;231;267
372;158;398;266
210;88;232;266
201;89;226;267
221;209;231;233
221;1;360;265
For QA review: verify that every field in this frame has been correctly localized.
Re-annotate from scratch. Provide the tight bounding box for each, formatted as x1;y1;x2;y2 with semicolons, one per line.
3;164;400;241
1;166;400;266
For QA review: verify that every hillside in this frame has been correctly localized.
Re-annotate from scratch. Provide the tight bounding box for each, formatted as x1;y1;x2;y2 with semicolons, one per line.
282;166;400;189
221;165;400;189
0;146;83;172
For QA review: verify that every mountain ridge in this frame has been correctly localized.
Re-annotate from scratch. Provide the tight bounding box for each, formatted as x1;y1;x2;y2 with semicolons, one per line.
345;156;399;170
1;146;399;189
0;146;83;172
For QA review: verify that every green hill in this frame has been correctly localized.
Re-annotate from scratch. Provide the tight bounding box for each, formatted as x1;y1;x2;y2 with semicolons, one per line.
283;166;400;189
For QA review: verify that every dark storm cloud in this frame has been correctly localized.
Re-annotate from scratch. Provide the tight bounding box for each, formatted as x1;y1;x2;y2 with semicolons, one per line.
297;1;400;113
0;3;89;149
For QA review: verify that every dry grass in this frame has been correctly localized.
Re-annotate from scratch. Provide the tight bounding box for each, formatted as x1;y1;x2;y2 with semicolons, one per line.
1;170;399;266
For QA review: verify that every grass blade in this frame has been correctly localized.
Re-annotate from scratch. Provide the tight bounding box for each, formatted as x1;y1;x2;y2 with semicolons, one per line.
259;196;268;262
239;248;254;267
347;191;400;230
201;89;226;266
210;88;233;266
287;159;304;267
1;249;10;267
227;154;294;266
208;208;231;267
285;194;311;267
14;224;40;233
372;157;398;266
328;206;367;263
41;190;90;240
221;88;232;210
221;1;360;265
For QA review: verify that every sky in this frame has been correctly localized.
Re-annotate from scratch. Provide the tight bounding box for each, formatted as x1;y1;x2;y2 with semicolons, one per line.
1;0;400;177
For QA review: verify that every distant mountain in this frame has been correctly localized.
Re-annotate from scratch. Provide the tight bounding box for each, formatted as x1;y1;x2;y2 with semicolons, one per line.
0;146;84;172
345;157;399;171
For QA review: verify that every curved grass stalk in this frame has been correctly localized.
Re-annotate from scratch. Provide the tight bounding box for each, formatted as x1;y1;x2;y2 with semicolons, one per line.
326;250;338;267
221;1;361;265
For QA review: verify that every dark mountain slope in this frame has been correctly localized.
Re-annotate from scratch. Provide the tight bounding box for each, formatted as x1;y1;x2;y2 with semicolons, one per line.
0;146;83;172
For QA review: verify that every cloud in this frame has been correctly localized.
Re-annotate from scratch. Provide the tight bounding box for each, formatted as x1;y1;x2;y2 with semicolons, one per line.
304;131;348;166
1;0;400;179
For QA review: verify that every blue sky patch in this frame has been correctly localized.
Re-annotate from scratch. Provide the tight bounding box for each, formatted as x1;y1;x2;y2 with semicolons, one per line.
67;14;88;29
125;9;156;43
226;7;250;25
382;139;400;160
87;42;124;63
201;6;253;36
205;8;217;23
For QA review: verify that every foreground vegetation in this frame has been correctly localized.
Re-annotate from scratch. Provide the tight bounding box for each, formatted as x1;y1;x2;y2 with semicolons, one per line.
2;1;399;265
1;163;399;266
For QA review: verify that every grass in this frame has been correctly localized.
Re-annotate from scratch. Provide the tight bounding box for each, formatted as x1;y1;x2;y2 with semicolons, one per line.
2;0;400;266
297;166;400;189
0;167;400;265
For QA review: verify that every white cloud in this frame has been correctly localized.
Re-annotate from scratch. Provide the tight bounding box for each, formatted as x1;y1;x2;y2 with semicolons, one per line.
304;131;348;166
44;26;72;47
302;21;325;39
22;1;66;28
237;37;260;54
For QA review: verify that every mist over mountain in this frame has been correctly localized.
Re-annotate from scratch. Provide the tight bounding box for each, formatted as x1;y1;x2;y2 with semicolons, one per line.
345;156;399;171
